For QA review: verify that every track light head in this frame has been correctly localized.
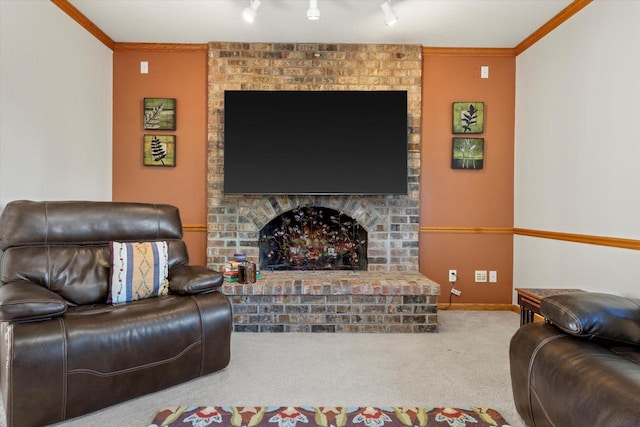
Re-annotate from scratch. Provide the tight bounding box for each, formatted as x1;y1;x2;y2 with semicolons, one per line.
381;0;398;26
243;0;261;23
307;0;321;20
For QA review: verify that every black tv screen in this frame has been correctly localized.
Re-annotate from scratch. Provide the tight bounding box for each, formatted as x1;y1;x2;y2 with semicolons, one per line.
223;90;408;195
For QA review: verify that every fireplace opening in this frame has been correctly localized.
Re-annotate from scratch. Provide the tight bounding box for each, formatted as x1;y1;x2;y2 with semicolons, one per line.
259;206;367;271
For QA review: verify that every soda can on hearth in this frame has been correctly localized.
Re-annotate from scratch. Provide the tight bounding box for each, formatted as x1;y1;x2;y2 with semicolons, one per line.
238;261;256;284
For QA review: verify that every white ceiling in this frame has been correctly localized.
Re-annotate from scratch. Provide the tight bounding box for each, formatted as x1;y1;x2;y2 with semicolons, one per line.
68;0;575;47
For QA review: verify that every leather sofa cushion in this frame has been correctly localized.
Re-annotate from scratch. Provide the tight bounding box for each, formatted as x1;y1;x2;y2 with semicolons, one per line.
62;295;204;374
541;292;640;346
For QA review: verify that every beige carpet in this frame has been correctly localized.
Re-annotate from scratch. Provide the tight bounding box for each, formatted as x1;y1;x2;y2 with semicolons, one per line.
30;310;524;426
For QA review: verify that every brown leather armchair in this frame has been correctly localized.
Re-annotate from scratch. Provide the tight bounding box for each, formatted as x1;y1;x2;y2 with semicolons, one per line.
510;292;640;427
0;200;232;427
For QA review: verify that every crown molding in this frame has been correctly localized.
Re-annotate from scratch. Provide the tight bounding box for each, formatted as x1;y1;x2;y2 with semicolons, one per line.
422;47;515;57
514;0;593;55
114;43;208;52
50;0;114;50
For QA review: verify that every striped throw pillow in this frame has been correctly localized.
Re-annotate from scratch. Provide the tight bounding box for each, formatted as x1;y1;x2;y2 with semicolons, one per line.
109;241;169;305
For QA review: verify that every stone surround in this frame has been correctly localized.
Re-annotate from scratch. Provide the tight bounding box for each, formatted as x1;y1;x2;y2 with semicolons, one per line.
206;42;422;273
222;271;440;333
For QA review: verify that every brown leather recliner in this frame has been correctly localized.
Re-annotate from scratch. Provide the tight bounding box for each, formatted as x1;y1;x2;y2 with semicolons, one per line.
0;200;232;427
509;292;640;427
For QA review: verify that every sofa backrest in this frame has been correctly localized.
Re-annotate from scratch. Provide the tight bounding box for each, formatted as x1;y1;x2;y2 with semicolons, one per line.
0;201;189;305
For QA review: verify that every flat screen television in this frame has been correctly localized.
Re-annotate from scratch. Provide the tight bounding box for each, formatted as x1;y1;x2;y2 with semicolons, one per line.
223;90;408;195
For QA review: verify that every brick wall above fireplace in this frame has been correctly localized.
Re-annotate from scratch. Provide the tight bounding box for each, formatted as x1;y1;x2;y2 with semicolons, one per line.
206;42;422;272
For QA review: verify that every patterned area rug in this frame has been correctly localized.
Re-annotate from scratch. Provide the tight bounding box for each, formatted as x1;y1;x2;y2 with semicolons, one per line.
149;406;510;427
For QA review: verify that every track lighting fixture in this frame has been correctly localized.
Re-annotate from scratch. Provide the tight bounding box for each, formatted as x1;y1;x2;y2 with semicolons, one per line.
242;0;261;23
307;0;321;21
242;0;398;27
381;0;398;26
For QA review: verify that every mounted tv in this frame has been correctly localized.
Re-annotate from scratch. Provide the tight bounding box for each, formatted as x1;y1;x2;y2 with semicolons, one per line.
223;90;408;195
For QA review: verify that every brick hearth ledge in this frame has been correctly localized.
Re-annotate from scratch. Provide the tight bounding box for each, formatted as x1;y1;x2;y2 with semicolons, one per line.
222;271;441;333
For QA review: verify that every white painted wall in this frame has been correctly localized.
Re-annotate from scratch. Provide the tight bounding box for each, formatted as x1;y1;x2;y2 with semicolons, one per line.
0;0;112;209
514;0;640;298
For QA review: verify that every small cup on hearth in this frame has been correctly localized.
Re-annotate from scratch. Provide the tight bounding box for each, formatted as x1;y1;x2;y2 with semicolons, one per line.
238;261;256;284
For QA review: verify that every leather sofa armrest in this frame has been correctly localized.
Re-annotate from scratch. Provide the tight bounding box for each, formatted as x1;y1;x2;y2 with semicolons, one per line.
0;281;68;322
541;292;640;345
169;265;224;295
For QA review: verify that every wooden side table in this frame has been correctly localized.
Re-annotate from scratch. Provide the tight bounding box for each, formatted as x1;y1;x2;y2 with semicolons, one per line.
515;288;585;326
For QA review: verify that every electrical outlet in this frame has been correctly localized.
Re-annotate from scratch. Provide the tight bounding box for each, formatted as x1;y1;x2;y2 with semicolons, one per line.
448;269;457;282
475;270;487;283
489;270;497;283
451;287;461;296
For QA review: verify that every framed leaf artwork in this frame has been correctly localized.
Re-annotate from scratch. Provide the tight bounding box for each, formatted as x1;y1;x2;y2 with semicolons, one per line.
143;98;176;130
452;102;484;134
143;135;176;167
452;137;484;169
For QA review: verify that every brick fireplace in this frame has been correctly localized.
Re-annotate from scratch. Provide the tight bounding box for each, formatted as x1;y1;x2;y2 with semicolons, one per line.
206;42;440;332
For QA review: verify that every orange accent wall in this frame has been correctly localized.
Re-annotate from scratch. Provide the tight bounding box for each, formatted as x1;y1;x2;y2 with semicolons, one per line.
112;51;208;264
420;54;515;303
112;50;516;302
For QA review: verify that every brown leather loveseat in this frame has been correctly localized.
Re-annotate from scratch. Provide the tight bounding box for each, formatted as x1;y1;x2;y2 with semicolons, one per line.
0;200;232;427
509;292;640;426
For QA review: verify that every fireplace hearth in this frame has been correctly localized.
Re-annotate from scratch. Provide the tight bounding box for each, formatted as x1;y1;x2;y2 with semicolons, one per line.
259;206;367;271
223;271;441;333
